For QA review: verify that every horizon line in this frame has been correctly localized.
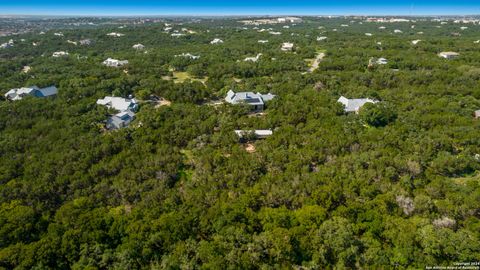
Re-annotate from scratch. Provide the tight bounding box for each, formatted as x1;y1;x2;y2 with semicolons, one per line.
1;13;480;17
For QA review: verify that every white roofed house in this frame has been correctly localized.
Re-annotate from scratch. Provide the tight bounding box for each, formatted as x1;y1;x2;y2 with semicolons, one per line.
96;96;139;112
52;51;69;57
96;96;139;129
175;53;200;60
337;96;378;114
4;85;58;101
244;53;262;62
225;90;276;112
438;51;460;59
281;42;294;51
235;129;273;141
107;32;125;37
210;38;224;44
103;58;129;67
132;43;145;50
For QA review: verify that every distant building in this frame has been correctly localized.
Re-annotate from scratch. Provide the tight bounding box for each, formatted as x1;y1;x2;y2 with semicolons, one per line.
79;39;93;46
394;29;403;33
411;39;422;45
96;96;138;112
132;43;145;50
235;130;273;140
337;96;377;113
258;40;269;43
375;57;388;65
474;110;480;119
0;43;13;49
438;52;460;59
4;85;58;101
281;42;294;51
54;32;64;36
277;17;302;23
225;90;275;111
107;32;125;37
244;53;262;62
317;36;327;41
107;110;136;130
52;51;69;57
210;38;224;44
175;53;200;60
103;58;129;67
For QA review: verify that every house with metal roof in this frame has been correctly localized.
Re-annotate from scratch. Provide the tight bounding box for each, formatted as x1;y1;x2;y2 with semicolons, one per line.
96;96;138;112
96;96;139;129
4;85;58;101
338;96;377;113
107;110;136;130
225;90;276;111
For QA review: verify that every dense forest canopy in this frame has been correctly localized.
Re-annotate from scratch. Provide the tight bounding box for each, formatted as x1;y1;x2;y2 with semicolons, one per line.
0;16;479;269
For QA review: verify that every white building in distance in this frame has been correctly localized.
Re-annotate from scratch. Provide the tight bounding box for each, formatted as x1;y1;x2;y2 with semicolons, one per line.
244;53;262;62
438;52;460;59
107;32;125;37
52;51;69;57
210;38;224;44
103;58;129;67
281;42;294;51
132;44;145;50
175;53;200;60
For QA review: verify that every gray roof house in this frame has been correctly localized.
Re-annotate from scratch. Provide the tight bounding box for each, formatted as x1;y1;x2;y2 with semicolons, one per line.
4;85;58;101
106;110;136;130
225;90;276;111
338;96;377;113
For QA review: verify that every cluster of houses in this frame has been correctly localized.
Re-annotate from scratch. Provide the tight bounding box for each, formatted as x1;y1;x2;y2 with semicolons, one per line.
4;85;58;101
0;39;14;49
239;17;302;25
96;96;139;129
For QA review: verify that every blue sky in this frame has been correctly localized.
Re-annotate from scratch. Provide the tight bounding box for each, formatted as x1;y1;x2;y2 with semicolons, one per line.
1;0;480;16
